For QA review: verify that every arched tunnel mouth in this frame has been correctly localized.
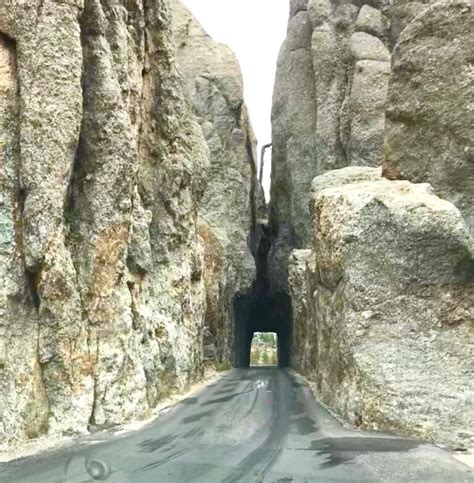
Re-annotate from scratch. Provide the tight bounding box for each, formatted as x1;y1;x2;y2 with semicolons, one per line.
233;291;292;368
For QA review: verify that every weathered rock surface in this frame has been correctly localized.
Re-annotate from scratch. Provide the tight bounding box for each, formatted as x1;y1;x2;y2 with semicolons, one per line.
350;32;390;62
270;0;474;294
311;166;382;196
289;177;474;448
269;0;392;291
356;5;386;38
388;0;430;48
172;1;260;365
0;0;257;452
269;6;317;293
271;0;474;452
290;166;382;375
383;0;474;231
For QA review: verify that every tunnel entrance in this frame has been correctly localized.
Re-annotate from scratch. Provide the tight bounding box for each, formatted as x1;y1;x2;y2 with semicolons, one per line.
250;332;277;366
233;291;292;368
234;216;292;368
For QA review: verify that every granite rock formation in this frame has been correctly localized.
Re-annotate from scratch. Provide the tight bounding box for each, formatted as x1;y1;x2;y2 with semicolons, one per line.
289;175;474;448
269;0;392;292
276;0;474;449
0;0;258;452
172;1;261;365
383;0;474;231
271;1;473;291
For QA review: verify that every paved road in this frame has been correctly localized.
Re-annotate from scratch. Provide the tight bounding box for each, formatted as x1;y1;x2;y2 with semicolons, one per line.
1;368;472;482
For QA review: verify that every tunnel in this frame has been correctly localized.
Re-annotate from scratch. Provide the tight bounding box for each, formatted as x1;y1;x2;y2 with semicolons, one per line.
233;292;292;368
233;220;292;368
233;294;291;367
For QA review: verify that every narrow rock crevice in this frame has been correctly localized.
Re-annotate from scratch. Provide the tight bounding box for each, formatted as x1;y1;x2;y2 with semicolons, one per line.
25;269;41;310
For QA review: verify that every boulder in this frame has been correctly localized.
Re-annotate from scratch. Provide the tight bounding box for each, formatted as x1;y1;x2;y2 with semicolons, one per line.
345;60;390;166
350;32;390;61
289;178;474;448
356;5;386;38
311;165;382;194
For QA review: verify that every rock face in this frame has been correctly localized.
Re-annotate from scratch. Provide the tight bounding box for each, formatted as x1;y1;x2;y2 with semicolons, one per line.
269;4;317;293
269;0;391;292
172;1;260;365
289;176;474;448
289;166;382;378
270;0;473;289
0;0;257;452
383;0;474;231
276;0;474;449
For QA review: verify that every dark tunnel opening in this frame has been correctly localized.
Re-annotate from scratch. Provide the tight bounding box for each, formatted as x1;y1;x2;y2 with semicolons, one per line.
233;292;292;368
234;222;292;368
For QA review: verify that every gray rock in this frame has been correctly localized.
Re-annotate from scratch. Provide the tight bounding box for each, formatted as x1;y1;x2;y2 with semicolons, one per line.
345;60;390;166
290;0;309;17
356;5;386;38
383;0;474;232
350;32;390;61
311;166;382;194
388;1;430;48
269;9;318;293
0;30;49;449
172;0;260;364
269;0;391;292
289;178;474;448
287;249;313;373
310;0;358;171
0;0;256;453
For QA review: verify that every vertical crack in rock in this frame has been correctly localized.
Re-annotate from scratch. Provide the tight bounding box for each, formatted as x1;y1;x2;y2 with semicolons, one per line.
25;270;41;310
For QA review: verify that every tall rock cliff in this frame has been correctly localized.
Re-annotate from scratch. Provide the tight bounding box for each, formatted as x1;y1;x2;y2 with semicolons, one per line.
269;0;393;292
172;1;261;365
0;0;258;452
269;0;473;291
383;0;474;229
273;0;474;448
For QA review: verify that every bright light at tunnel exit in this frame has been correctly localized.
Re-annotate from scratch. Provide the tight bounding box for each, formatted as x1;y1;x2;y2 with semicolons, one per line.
250;332;278;367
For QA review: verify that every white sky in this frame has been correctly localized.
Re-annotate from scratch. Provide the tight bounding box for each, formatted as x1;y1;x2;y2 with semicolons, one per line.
181;0;289;198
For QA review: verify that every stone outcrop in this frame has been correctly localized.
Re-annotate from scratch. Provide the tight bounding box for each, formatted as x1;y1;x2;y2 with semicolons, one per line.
270;1;473;290
269;3;317;293
289;175;474;448
383;0;474;231
172;1;261;365
289;166;382;377
0;0;258;452
276;0;474;450
269;0;392;292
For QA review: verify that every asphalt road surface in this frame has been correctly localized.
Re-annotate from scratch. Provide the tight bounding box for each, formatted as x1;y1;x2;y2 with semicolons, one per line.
1;368;472;482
